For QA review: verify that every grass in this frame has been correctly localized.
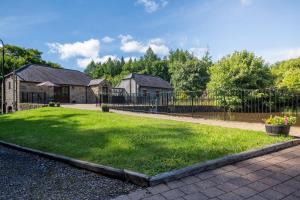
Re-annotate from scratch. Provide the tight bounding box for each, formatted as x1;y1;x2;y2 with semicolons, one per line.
0;107;291;175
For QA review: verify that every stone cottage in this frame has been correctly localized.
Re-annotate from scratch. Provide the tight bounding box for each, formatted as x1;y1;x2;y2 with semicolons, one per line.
4;64;111;112
116;73;173;96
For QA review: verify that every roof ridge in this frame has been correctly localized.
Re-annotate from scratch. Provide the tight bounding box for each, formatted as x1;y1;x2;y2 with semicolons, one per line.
134;73;170;82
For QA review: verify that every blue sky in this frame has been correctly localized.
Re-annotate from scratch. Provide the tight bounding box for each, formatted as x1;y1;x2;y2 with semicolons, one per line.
1;0;300;71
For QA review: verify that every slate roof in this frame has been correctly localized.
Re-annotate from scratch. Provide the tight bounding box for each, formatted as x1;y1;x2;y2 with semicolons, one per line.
13;64;92;86
88;79;105;86
123;73;172;89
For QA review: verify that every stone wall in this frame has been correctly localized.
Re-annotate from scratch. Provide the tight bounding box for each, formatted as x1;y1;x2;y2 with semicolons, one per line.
19;103;47;111
70;86;87;103
117;79;137;94
4;75;20;112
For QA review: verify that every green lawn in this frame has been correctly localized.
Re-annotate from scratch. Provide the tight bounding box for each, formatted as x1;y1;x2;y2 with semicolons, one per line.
0;107;291;175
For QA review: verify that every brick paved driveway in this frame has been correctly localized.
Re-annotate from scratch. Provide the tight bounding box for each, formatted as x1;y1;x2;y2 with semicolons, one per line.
114;145;300;200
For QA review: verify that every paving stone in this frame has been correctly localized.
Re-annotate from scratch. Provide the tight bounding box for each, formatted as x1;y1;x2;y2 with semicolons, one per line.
182;192;208;200
248;181;270;192
128;189;151;199
247;195;268;200
179;184;199;195
143;194;166;200
260;177;281;186
265;165;285;173
284;179;300;189
167;180;186;189
242;173;264;182
281;168;300;177
255;169;274;178
271;173;292;182
272;183;298;195
235;167;253;175
210;174;232;184
293;190;300;197
217;182;239;192
161;189;185;200
217;192;243;200
224;171;241;179
281;195;300;200
197;171;216;180
245;163;265;172
147;184;170;195
181;176;200;184
233;186;257;198
259;189;286;200
200;187;224;198
194;180;216;189
228;177;252;187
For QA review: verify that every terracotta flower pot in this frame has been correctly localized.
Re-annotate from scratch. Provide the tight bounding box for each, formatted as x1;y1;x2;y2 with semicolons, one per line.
265;124;290;136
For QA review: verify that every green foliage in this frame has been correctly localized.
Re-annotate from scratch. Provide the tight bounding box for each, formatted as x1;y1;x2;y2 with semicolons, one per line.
271;57;300;92
0;44;61;76
208;50;272;91
48;102;55;107
207;50;273;110
56;102;61;107
101;104;109;112
265;115;296;125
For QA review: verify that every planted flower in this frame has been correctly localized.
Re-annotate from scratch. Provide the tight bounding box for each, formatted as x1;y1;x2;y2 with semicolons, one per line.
264;116;296;136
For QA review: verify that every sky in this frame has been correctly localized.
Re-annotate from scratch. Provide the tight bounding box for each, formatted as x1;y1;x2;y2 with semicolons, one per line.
1;0;300;71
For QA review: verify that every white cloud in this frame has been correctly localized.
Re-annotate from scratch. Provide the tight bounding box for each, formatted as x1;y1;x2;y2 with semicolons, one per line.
136;0;168;13
47;39;118;68
259;48;300;63
240;0;252;6
118;34;133;43
47;39;100;60
189;47;208;59
101;36;115;43
119;35;169;56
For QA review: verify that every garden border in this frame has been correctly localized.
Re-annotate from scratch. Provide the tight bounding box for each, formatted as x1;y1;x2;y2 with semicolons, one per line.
1;139;299;187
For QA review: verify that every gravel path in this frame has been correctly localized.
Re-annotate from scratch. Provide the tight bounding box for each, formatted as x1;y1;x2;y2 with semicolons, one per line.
0;145;140;200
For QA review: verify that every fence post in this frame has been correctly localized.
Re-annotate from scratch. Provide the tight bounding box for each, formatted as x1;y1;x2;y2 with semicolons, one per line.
191;94;194;117
269;90;272;114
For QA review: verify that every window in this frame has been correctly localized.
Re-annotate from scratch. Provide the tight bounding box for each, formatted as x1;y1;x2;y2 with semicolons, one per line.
143;89;147;97
8;82;11;90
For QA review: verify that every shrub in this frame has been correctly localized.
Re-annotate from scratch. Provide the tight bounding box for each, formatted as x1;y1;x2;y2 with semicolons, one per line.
56;102;61;107
48;102;55;107
101;104;109;112
265;116;296;126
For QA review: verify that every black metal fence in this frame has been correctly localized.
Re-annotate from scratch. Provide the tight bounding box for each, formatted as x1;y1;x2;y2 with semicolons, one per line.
108;89;300;124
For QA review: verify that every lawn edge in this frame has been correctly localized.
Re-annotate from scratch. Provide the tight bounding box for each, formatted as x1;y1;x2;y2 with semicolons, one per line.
0;139;299;187
149;139;300;185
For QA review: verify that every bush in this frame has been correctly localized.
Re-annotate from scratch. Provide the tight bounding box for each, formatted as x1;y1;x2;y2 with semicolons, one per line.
265;116;296;126
56;102;61;107
101;104;109;112
48;102;55;107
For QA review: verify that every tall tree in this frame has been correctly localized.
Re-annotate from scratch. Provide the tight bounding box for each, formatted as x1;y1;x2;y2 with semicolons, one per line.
271;57;300;91
207;50;272;91
169;50;212;92
0;44;61;76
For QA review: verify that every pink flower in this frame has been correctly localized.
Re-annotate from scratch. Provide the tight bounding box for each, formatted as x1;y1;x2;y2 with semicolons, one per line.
284;117;288;125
